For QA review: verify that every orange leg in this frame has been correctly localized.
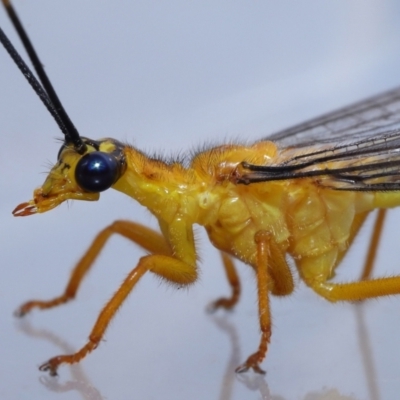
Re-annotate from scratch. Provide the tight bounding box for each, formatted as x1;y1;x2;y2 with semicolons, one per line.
208;252;241;312
39;254;197;376
267;238;294;296
236;230;272;374
15;220;171;316
307;275;400;302
303;209;395;302
360;209;386;281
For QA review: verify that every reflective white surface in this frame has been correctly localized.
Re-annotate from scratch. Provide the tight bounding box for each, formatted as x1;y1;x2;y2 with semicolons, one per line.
1;1;400;399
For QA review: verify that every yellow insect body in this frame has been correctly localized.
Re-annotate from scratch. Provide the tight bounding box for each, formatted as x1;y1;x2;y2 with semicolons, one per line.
13;134;400;374
4;0;400;376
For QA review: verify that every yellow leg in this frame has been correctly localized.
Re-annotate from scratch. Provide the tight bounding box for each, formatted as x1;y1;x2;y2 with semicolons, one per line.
303;209;392;302
208;237;294;312
267;238;295;296
360;209;386;281
307;275;400;302
39;253;198;376
236;231;272;374
208;252;241;312
15;220;172;316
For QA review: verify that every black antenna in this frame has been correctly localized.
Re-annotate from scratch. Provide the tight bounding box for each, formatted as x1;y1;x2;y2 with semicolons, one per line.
0;0;86;153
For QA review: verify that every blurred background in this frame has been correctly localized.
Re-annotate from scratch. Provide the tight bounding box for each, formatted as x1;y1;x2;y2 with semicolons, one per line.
1;1;400;399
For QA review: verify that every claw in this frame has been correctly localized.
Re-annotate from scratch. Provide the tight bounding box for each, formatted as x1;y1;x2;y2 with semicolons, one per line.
39;358;60;377
13;306;27;318
13;300;36;317
206;302;218;314
235;363;266;374
206;297;236;313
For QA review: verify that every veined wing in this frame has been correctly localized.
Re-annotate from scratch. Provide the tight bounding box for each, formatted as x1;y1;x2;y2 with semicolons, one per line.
239;87;400;190
265;86;400;148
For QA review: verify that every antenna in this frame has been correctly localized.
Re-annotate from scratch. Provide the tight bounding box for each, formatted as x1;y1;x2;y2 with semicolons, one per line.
0;0;86;153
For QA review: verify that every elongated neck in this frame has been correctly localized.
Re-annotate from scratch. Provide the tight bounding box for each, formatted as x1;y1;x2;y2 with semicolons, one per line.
111;146;196;220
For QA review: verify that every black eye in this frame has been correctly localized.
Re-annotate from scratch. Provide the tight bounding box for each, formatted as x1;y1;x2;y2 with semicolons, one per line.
75;152;119;192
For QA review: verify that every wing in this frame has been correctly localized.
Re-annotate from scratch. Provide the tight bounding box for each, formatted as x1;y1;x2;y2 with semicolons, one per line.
265;86;400;148
238;87;400;191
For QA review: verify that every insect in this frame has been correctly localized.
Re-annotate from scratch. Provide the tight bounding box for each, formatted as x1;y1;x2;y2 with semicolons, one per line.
3;0;400;377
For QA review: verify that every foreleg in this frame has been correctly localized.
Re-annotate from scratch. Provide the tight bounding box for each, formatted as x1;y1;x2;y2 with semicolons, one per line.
39;253;198;376
15;220;171;316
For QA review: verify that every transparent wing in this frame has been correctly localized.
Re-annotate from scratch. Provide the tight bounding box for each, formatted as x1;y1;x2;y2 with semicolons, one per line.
265;87;400;148
239;87;400;191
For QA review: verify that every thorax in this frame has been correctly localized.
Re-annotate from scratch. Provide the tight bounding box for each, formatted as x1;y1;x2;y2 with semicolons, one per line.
114;142;393;271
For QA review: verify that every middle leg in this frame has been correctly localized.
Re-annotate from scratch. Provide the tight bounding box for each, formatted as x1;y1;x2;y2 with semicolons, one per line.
236;230;272;374
208;252;241;312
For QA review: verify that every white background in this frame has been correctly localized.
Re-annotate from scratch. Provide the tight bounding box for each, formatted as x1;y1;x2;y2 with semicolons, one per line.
1;1;400;399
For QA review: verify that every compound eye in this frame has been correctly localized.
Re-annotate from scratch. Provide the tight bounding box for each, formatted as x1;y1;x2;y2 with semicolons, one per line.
75;152;119;192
